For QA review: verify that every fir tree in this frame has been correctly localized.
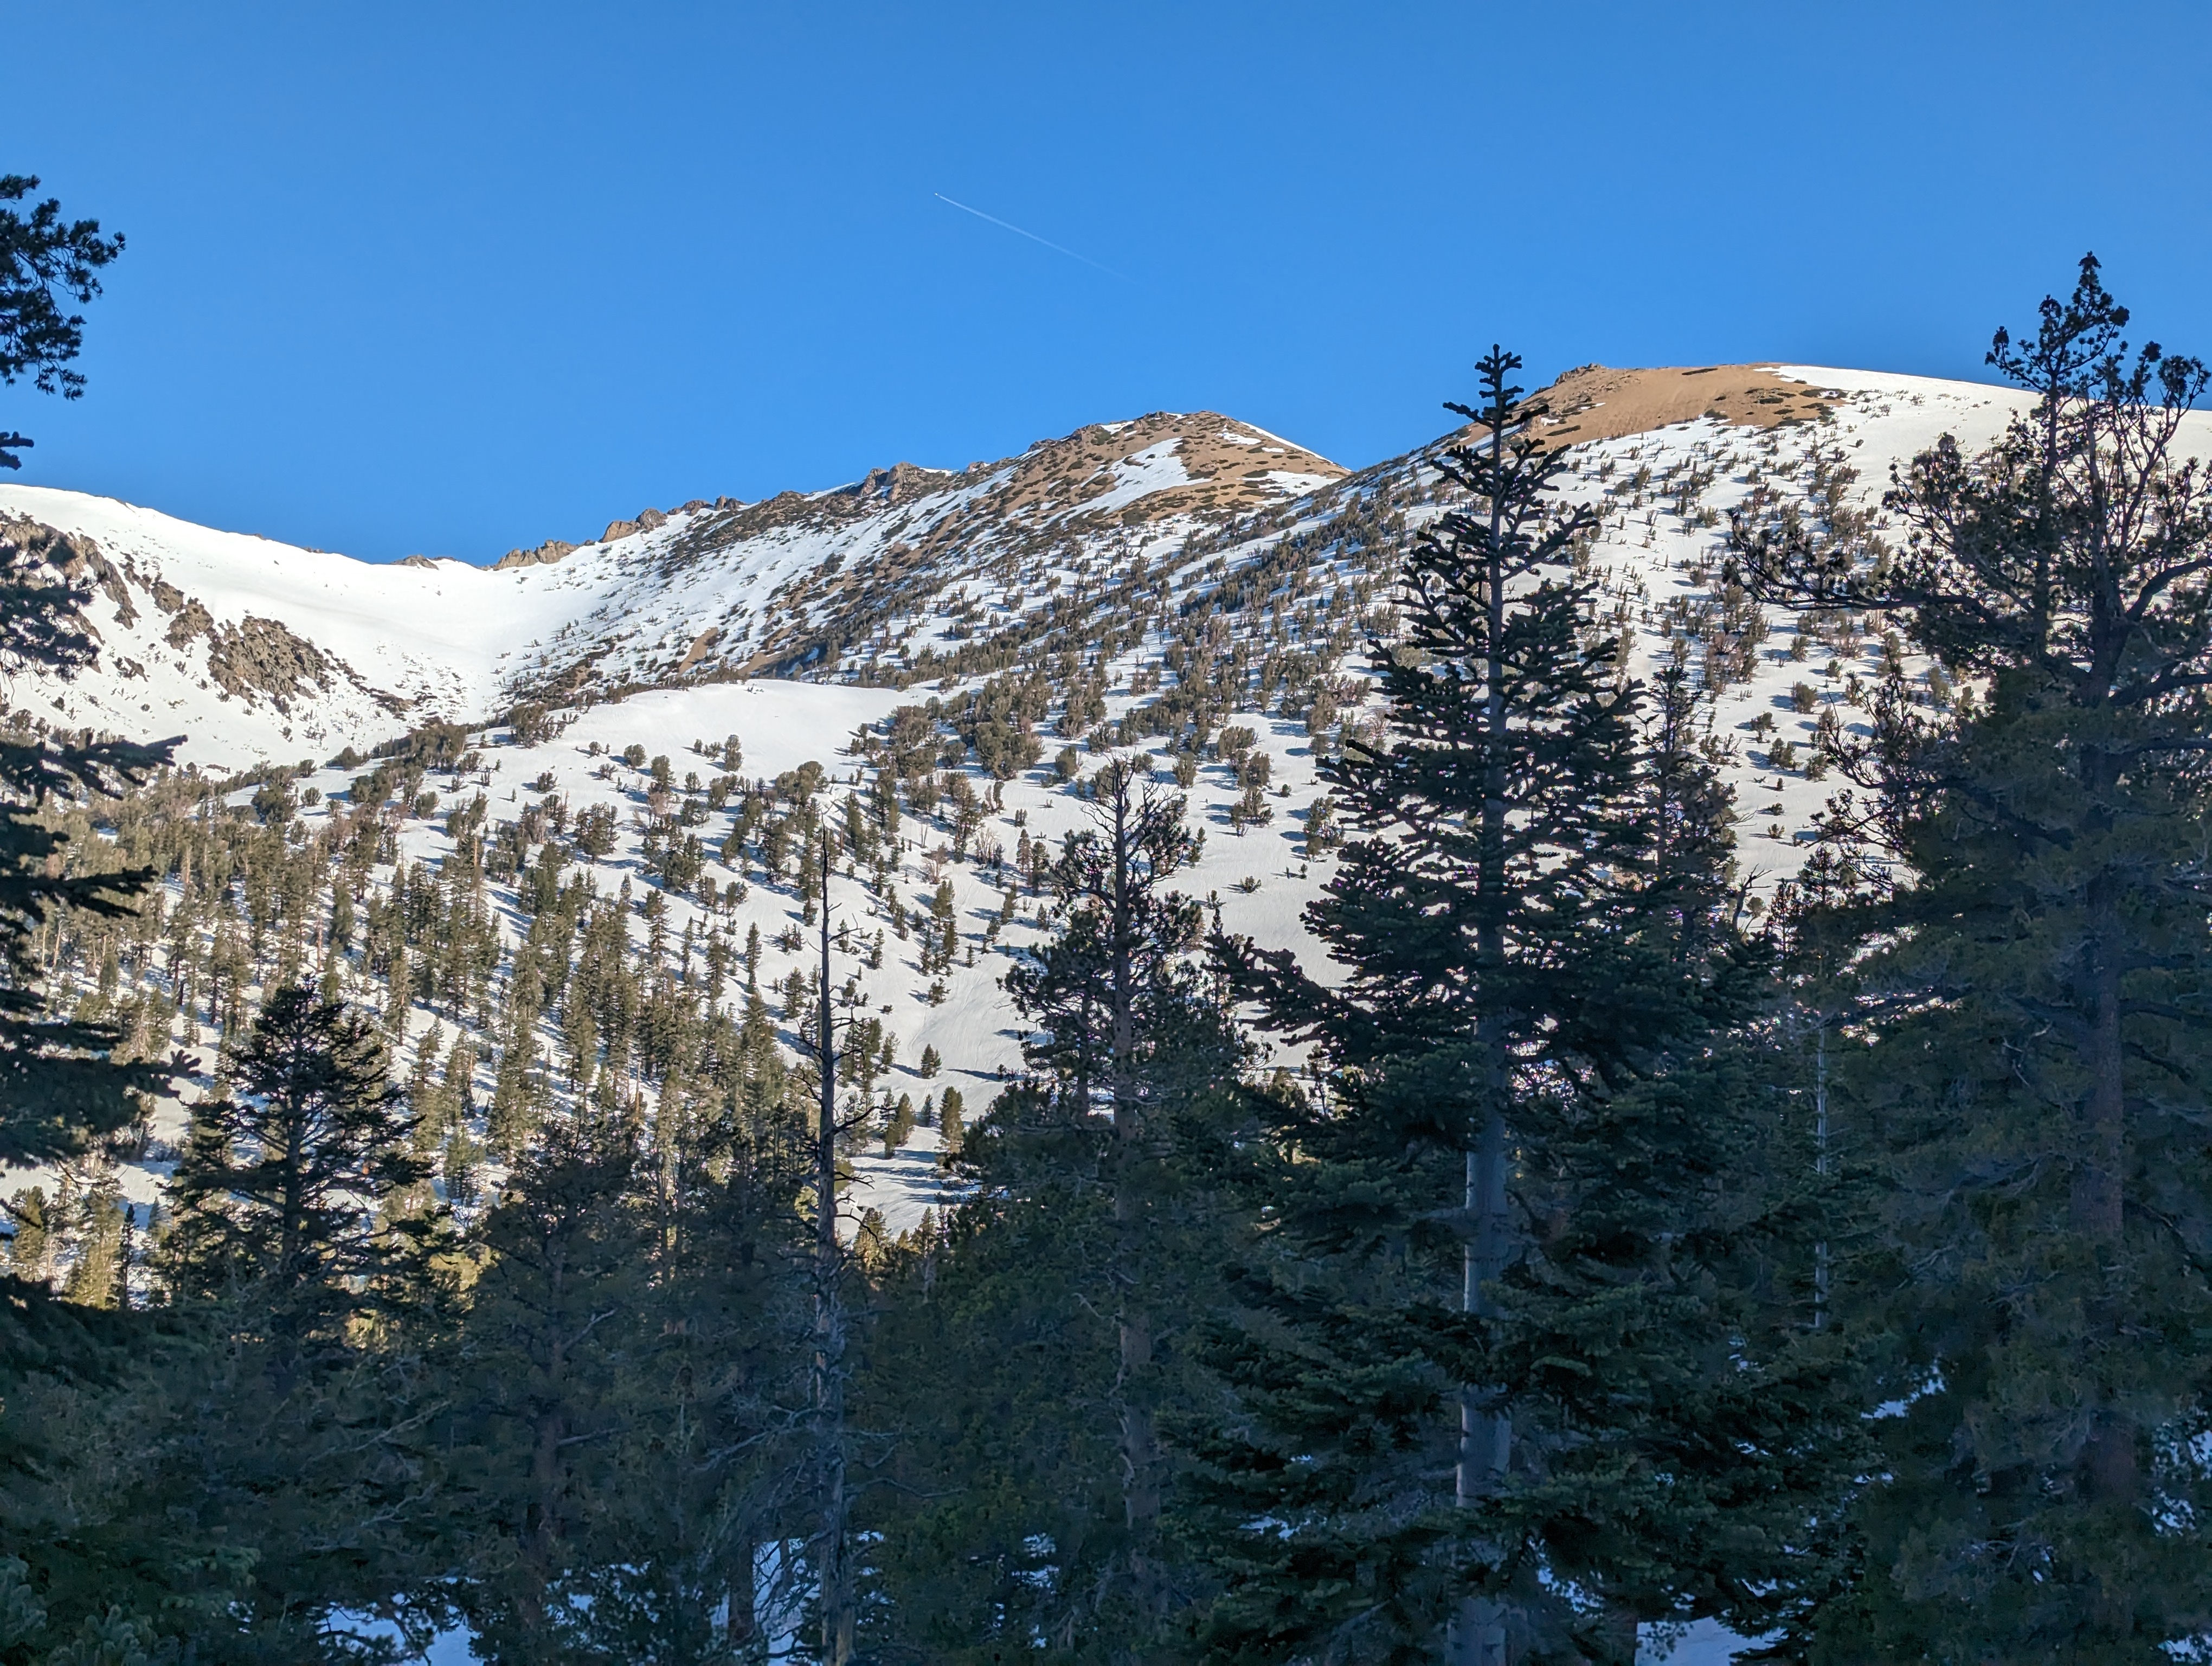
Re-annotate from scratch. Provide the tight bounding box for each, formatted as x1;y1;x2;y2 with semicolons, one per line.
442;1111;654;1659
864;759;1248;1661
164;984;430;1378
1195;355;1847;1663
1739;257;2212;1660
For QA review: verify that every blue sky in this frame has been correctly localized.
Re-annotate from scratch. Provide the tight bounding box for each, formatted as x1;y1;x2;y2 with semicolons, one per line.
5;2;2208;563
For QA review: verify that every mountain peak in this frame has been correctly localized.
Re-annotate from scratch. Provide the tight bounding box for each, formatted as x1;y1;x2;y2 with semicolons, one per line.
1521;363;1839;448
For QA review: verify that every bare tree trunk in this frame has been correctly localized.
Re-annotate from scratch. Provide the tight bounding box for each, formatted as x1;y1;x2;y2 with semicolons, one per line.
1451;400;1512;1666
814;838;853;1666
1106;774;1162;1598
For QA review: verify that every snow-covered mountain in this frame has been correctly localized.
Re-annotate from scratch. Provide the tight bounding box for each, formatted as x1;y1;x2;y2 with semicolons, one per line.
9;362;2168;1234
0;362;2076;856
0;409;1343;765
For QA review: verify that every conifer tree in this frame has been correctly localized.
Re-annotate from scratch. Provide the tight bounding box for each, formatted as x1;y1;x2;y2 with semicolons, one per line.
137;987;444;1657
442;1111;654;1658
1195;354;1846;1663
864;759;1248;1661
1197;349;1627;1662
164;984;430;1376
788;832;867;1665
1738;257;2212;1661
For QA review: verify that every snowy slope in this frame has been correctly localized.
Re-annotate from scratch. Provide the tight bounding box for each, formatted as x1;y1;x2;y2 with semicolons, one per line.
0;410;1343;766
15;363;2209;1246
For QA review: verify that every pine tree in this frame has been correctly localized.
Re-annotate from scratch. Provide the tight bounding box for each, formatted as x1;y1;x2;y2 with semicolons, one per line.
937;1084;965;1165
442;1111;654;1659
788;832;868;1666
577;1090;815;1663
1739;258;2212;1659
57;1167;123;1308
1472;665;1862;1654
164;984;430;1378
1193;349;1628;1662
863;759;1248;1660
1193;354;1846;1663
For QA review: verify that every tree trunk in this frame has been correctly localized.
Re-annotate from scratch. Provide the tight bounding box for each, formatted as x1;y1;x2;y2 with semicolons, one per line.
1451;405;1512;1666
814;839;853;1665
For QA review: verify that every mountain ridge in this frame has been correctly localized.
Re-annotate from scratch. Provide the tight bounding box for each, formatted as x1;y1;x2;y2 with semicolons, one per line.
10;358;2186;1242
0;362;2132;824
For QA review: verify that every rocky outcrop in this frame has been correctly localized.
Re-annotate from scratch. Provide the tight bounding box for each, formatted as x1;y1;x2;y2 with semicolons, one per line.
845;462;950;507
599;508;668;543
493;537;577;571
204;615;333;708
165;599;214;649
1;512;137;629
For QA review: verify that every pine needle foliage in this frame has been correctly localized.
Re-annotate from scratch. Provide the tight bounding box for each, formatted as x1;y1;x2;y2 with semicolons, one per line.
1195;351;1851;1664
1738;255;2212;1662
163;984;430;1375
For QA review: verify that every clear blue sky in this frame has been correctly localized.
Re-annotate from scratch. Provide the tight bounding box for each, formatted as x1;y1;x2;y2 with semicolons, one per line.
6;2;2208;563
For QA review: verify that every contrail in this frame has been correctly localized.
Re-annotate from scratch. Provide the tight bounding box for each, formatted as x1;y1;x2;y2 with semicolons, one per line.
933;192;1124;279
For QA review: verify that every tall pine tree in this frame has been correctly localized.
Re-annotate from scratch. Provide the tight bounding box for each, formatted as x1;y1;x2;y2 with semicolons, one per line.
157;985;442;1655
1739;256;2212;1661
861;760;1250;1662
1197;354;1851;1663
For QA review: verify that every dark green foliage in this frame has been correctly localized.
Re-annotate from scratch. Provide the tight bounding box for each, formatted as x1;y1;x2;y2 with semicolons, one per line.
440;1106;813;1662
0;522;181;1170
130;991;439;1655
861;761;1251;1662
163;986;429;1372
0;1279;256;1663
1740;257;2212;1661
571;803;617;858
1194;353;1851;1663
1192;349;1633;1662
0;173;124;469
954;670;1051;778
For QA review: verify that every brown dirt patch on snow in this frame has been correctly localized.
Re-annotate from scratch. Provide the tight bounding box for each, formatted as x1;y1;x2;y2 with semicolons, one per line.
985;412;1346;527
1525;364;1838;448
